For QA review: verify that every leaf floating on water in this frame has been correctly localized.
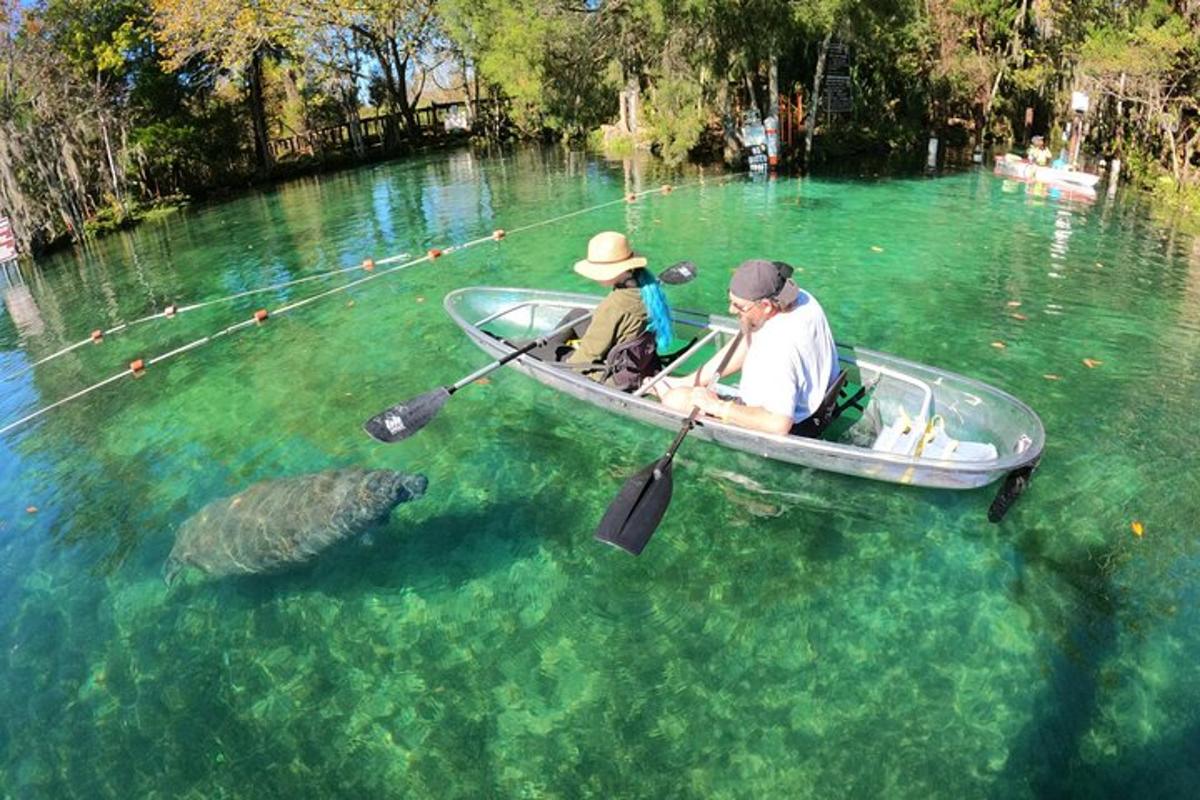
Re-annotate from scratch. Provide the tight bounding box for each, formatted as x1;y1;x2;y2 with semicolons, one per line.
346;300;355;307
416;296;426;303
1131;521;1145;538
1043;373;1061;381
1006;300;1022;307
870;246;884;253
25;506;37;514
1082;358;1102;368
1011;313;1028;321
1095;262;1104;268
477;377;491;386
991;341;1006;349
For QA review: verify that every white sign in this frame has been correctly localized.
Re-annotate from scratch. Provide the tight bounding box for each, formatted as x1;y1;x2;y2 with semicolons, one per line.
1071;91;1090;114
0;216;16;262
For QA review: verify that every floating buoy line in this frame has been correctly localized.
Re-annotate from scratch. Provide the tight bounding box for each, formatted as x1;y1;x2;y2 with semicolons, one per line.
0;180;712;436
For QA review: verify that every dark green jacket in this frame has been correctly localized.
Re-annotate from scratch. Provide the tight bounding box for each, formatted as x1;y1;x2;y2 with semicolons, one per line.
566;288;648;377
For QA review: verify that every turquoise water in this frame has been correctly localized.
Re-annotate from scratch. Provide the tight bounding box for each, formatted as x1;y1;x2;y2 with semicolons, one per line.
2;146;1200;798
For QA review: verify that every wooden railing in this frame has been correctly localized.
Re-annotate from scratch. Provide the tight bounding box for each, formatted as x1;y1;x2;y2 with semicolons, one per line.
268;97;508;158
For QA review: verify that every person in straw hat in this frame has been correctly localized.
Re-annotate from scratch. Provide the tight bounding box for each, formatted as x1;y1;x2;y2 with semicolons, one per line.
656;259;838;435
551;231;674;385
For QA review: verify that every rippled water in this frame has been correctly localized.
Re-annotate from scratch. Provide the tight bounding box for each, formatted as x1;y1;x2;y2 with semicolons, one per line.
2;146;1199;798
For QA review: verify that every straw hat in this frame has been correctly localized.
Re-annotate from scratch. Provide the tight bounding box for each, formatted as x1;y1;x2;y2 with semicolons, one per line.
574;231;647;281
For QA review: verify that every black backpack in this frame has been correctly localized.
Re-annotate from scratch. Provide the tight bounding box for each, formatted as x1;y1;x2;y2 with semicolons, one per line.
601;331;662;392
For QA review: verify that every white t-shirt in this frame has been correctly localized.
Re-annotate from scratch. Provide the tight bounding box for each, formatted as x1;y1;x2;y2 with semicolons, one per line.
737;291;839;422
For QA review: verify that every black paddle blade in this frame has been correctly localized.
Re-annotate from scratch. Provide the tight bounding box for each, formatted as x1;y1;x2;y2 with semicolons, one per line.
658;261;697;285
595;456;675;555
362;386;451;443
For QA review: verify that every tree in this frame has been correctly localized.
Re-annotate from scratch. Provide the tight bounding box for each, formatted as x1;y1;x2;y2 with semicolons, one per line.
150;0;297;176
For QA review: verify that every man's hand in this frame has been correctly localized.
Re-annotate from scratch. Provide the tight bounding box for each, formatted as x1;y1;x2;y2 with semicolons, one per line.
689;386;727;418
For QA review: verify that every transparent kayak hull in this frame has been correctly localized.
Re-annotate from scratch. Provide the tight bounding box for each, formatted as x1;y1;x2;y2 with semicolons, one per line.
993;155;1101;190
445;287;1045;493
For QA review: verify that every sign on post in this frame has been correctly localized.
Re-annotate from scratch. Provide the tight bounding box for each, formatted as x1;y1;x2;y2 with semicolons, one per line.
822;41;852;114
0;216;17;263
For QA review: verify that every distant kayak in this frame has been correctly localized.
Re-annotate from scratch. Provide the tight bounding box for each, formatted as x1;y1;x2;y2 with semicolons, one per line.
994;154;1101;191
445;286;1046;520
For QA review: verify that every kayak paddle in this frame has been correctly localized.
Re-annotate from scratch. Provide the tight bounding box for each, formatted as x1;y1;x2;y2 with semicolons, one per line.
363;260;698;444
595;330;743;555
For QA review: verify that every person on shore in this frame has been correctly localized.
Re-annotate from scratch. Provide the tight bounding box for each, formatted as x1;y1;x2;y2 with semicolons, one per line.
541;231;674;388
1028;135;1053;166
655;259;838;436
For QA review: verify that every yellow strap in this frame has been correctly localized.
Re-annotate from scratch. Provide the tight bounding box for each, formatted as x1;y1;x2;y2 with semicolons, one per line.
914;415;942;458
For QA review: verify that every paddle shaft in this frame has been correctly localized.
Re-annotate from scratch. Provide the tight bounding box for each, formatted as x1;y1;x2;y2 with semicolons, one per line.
448;310;595;394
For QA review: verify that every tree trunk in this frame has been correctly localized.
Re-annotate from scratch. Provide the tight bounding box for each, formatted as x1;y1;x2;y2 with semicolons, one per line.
247;48;273;177
99;113;124;209
805;31;832;168
768;54;779;120
344;84;365;157
389;37;421;137
718;81;739;163
625;74;639;136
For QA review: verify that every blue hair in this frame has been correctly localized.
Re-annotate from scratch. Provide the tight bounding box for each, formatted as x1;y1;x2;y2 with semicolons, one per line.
635;268;674;352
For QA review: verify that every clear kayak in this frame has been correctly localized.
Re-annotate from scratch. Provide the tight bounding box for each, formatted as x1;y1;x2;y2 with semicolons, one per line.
994;154;1101;190
445;287;1046;519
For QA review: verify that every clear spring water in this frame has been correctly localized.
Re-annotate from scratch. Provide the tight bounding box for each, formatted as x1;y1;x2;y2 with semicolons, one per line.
2;146;1199;798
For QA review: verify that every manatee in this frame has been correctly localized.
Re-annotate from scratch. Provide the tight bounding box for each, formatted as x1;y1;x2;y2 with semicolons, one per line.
164;468;427;585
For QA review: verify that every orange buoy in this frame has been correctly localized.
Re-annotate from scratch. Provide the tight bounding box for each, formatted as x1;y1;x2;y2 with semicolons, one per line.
626;193;638;203
254;309;269;324
362;258;375;271
660;184;673;194
492;229;506;241
129;358;146;376
90;329;103;343
428;248;443;260
164;304;178;318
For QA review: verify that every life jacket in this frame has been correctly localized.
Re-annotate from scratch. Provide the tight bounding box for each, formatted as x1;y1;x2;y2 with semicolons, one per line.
601;330;662;392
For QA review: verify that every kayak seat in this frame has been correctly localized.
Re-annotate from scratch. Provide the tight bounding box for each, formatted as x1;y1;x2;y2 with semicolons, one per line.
791;371;867;439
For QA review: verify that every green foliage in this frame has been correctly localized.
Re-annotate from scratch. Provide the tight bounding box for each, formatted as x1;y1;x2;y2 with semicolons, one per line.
642;76;707;165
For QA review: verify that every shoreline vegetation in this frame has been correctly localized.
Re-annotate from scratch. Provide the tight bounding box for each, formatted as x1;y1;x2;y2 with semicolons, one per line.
1;1;1197;258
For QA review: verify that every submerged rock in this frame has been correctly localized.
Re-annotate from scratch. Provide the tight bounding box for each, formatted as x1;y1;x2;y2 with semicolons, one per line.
164;468;427;584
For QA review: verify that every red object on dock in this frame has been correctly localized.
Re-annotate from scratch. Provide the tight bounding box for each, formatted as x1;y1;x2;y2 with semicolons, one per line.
254;309;269;324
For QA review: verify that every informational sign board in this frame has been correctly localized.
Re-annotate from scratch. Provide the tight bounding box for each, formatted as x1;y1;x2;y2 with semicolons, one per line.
825;42;851;76
823;41;852;114
0;216;16;263
824;76;852;114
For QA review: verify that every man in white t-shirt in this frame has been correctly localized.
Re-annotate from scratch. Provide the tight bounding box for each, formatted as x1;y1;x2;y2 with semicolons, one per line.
657;259;839;436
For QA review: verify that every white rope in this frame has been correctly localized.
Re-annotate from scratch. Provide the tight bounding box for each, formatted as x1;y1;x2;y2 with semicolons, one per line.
0;177;726;436
0;253;412;383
